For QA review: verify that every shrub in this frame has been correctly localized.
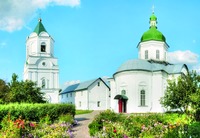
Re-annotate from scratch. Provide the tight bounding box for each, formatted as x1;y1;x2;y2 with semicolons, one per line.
58;114;74;124
187;122;200;137
88;110;123;136
89;110;193;137
0;103;75;123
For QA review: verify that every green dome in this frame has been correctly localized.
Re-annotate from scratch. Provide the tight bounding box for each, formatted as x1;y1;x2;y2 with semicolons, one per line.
150;14;157;21
140;13;166;42
141;26;166;42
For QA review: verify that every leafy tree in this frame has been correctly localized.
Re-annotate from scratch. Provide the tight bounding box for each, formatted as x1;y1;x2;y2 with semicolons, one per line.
0;79;9;103
8;73;46;103
161;71;200;120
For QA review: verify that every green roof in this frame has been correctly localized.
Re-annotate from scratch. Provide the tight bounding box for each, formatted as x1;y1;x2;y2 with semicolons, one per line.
33;18;47;35
141;26;166;42
114;94;128;100
140;13;166;42
150;13;157;21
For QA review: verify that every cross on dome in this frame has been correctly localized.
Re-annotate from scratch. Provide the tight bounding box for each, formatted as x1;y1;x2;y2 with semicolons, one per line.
152;5;155;14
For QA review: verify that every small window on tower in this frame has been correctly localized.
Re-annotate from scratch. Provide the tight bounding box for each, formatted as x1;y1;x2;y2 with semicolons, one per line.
145;50;148;59
156;50;160;59
41;42;46;52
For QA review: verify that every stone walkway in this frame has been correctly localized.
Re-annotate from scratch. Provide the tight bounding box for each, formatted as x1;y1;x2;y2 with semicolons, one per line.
72;111;102;138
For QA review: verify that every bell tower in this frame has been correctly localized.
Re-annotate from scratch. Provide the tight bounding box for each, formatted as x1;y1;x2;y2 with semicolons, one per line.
23;18;59;103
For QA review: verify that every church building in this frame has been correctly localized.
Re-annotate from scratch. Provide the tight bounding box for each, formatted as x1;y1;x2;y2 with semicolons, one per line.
109;12;188;113
60;12;188;112
23;19;60;103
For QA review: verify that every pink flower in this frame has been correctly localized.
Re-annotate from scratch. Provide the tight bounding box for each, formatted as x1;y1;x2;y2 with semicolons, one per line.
30;122;36;127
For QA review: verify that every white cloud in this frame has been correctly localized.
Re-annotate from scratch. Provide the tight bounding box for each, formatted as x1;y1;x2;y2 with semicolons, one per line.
0;0;80;32
168;50;199;65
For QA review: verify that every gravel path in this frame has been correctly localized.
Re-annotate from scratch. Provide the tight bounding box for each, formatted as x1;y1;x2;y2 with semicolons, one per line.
72;111;102;138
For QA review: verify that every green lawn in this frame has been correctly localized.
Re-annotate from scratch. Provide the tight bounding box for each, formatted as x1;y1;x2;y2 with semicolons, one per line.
76;110;93;115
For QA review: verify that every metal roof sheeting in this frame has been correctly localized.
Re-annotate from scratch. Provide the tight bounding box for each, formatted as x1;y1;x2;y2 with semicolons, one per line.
60;78;110;94
116;59;187;75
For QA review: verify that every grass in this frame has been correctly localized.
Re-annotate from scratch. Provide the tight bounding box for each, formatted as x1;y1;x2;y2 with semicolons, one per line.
76;110;93;115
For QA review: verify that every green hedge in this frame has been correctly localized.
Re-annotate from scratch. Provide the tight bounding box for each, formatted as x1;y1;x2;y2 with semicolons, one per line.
0;103;75;122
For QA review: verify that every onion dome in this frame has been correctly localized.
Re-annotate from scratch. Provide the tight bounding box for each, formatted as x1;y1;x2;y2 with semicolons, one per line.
141;13;166;42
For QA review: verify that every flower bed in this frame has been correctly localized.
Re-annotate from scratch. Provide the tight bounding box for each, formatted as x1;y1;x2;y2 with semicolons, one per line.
0;113;76;138
89;110;200;138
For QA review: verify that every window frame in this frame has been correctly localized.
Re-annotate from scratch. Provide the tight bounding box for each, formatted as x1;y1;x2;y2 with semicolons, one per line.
140;90;146;106
41;42;46;52
97;101;101;107
145;50;148;59
156;50;160;59
42;79;45;89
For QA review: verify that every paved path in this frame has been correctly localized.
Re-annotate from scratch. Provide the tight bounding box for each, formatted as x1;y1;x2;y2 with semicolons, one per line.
72;111;102;138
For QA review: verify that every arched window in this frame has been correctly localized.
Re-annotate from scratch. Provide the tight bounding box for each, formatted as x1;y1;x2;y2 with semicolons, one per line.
140;90;146;106
42;79;45;89
156;50;160;59
41;42;46;52
121;90;126;95
145;50;148;59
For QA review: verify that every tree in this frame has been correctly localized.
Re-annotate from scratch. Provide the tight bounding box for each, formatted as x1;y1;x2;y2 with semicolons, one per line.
8;73;46;103
161;71;200;120
0;79;9;103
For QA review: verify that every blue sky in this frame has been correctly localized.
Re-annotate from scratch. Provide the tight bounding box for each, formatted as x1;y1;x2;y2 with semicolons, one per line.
0;0;199;86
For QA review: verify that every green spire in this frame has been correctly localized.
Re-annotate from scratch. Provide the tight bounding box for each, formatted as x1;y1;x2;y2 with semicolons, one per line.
33;18;47;35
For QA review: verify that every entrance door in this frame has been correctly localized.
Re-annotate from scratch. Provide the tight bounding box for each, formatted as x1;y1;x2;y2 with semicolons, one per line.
118;99;127;113
118;99;122;113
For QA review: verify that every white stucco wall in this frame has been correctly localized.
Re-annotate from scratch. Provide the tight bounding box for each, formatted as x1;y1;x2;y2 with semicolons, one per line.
60;79;110;110
111;70;168;113
138;41;168;61
88;80;110;110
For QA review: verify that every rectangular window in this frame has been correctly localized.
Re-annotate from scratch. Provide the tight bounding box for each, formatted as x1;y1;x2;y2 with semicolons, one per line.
41;45;46;52
66;93;68;98
79;101;81;107
145;50;148;59
140;90;146;106
70;93;72;97
97;82;100;86
156;50;160;59
97;101;100;107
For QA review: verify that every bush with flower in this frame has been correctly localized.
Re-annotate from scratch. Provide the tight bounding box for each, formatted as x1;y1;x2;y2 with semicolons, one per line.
0;113;75;138
89;110;199;138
